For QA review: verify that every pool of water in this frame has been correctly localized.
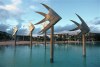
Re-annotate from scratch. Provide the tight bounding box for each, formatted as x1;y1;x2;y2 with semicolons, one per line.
0;43;100;67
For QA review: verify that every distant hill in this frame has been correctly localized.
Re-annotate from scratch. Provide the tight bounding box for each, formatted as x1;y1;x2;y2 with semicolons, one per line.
0;31;30;41
0;31;100;41
0;31;12;41
93;33;100;41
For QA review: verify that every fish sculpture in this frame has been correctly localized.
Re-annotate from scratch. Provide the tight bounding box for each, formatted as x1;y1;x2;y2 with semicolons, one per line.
28;22;35;35
70;14;90;35
12;26;18;36
35;4;61;33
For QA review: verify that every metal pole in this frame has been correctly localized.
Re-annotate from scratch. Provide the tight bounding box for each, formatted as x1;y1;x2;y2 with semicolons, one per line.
29;46;32;67
83;57;87;67
44;31;46;49
50;26;54;63
82;34;86;57
15;34;16;46
13;46;16;67
30;32;32;47
23;36;24;41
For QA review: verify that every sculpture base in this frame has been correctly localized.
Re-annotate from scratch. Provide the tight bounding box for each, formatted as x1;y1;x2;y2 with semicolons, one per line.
83;54;86;57
50;58;54;63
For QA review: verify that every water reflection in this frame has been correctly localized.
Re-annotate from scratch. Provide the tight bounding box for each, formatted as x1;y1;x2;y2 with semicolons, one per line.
0;43;100;67
44;45;47;63
0;46;5;53
83;57;87;67
13;47;16;67
29;46;32;67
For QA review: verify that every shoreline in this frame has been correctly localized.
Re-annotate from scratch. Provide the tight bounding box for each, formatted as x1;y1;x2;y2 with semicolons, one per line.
0;40;100;46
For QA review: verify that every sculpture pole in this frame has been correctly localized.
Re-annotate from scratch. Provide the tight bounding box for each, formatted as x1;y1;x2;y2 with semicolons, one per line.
30;31;32;47
82;34;86;57
50;26;54;63
13;46;16;67
41;22;47;49
34;4;61;63
28;22;35;47
12;26;18;46
14;34;16;46
70;14;90;57
44;31;46;49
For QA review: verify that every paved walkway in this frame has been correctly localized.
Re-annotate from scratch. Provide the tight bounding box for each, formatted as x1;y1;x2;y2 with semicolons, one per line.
0;40;95;46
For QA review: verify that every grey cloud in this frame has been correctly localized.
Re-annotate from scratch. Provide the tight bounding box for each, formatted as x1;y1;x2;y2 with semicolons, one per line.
0;9;9;23
34;24;77;34
7;28;13;34
88;17;100;33
54;17;100;34
0;1;9;22
91;17;100;25
0;1;24;24
16;19;24;29
54;24;76;32
17;28;29;35
94;17;100;20
0;1;4;5
7;27;29;36
89;26;100;33
0;23;10;32
33;27;41;34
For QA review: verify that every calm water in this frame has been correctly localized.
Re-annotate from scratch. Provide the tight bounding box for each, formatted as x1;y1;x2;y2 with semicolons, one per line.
0;43;100;67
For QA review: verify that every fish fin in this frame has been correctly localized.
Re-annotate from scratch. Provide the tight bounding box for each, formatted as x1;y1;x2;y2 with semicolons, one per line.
70;20;80;26
78;32;82;36
75;13;85;24
41;4;51;10
35;11;46;17
35;18;46;25
70;27;79;31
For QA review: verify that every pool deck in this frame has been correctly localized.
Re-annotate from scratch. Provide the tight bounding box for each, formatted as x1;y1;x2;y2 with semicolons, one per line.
0;40;98;46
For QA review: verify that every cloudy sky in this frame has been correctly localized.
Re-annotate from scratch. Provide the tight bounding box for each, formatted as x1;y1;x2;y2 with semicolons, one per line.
0;0;100;35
